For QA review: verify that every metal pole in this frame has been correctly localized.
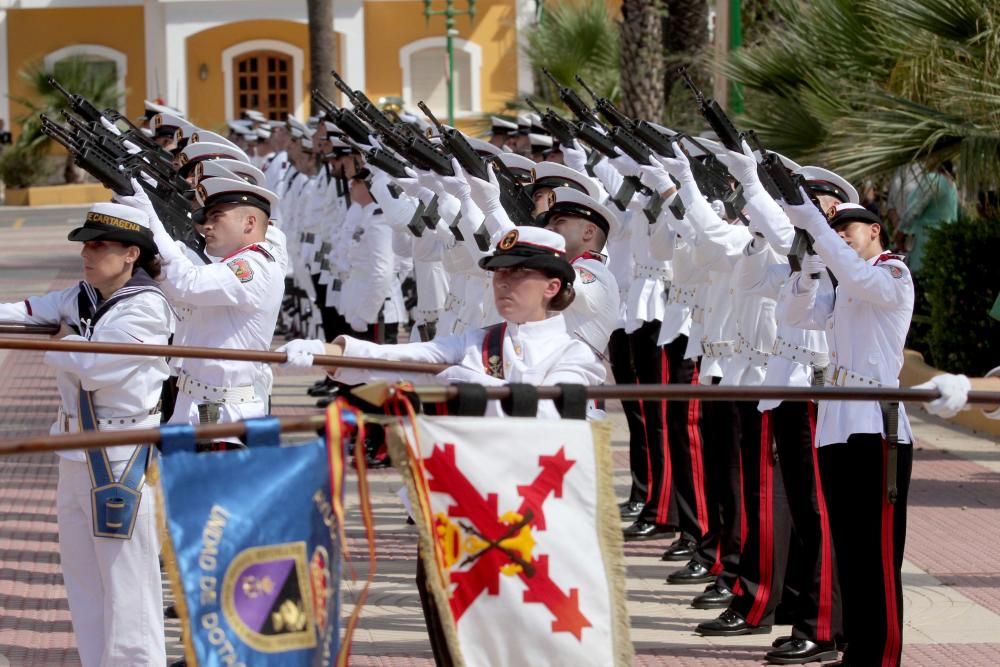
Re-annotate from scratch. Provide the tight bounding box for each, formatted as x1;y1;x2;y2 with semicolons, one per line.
729;0;744;114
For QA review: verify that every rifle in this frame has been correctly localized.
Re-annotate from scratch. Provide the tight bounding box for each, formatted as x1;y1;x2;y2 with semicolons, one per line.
48;77;103;124
485;156;538;227
524;98;576;147
331;70;394;134
313;88;375;145
677;135;748;223
542;69;602;128
575;75;631;130
417;101;489;181
678;67;742;152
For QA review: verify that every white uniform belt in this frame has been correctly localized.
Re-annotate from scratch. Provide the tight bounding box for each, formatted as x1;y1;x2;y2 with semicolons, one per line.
827;365;883;388
690;305;705;324
701;339;735;358
633;264;672;282
60;410;161;433
771;337;830;368
736;335;770;366
177;371;258;404
667;286;697;306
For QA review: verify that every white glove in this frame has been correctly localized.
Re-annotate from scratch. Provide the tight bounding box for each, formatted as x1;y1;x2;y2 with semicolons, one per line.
438;158;472;201
716;139;764;196
367;134;383;150
655;144;697;191
468;165;502;213
914;374;971;418
114;177;159;222
798;253;827;288
100;116;122;137
562;139;588;173
609;150;642;178
397;168;435;203
710;200;726;220
638;162;675;195
784;188;827;235
276;338;326;368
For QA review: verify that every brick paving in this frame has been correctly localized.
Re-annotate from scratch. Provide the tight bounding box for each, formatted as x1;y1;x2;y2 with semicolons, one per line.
0;208;998;665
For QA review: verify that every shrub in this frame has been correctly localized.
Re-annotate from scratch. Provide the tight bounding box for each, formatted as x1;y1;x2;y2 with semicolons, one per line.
0;137;52;189
918;216;1000;375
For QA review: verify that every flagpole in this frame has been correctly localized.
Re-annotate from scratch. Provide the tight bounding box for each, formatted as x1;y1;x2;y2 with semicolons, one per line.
0;335;450;375
1;383;998;457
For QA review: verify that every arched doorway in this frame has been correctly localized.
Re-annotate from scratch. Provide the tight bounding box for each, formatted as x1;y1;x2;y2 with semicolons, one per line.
233;50;293;120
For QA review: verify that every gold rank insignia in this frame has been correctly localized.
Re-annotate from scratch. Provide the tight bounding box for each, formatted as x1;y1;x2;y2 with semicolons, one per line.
546;190;557;209
498;229;519;250
178;152;189;166
196;183;208;203
191;131;201;143
827;205;838;220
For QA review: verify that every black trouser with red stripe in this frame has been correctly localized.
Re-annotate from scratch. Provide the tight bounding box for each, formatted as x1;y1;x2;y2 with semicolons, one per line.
772;401;841;642
819;434;912;667
662;336;709;543
630;320;676;526
730;402;791;624
692;385;742;591
608;328;649;505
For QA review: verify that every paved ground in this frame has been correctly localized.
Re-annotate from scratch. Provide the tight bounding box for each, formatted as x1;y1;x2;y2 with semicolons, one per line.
0;206;999;665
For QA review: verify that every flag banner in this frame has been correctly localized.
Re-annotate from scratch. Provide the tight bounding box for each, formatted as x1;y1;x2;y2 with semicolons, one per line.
389;415;632;666
157;409;351;667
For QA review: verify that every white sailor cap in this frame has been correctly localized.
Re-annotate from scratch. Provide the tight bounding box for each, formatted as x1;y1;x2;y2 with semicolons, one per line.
496;152;537;179
190;130;243;152
529;161;602;200
301;137;315;152
177;142;251;175
491;116;518;136
151;112;195;137
796;166;859;204
478;226;576;288
529;133;553;151
647;122;678;137
243;109;268;123
466;136;501;157
68;203;157;254
680;135;725;158
195;159;266;186
255;126;272;141
517;112;533;134
286;115;313;138
144;100;182;119
323;121;342;135
195;177;279;219
227;119;254;136
538;186;617;240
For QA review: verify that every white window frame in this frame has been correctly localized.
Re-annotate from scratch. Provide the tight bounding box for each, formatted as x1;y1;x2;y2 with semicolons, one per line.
399;36;482;117
221;39;305;121
43;44;127;112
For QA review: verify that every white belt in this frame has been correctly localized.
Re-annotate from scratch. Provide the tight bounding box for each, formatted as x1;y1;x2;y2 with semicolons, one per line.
690;305;704;325
701;339;735;358
827;365;883;388
771;336;830;368
177;371;258;404
633;264;672;282
668;286;697;307
60;409;161;433
736;335;770;366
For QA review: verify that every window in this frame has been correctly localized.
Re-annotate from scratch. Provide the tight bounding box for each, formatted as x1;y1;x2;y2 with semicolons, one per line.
234;51;293;120
400;37;482;118
43;45;127;112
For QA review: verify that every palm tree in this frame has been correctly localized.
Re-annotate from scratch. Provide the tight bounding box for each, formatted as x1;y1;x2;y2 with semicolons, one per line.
307;0;338;110
11;57;121;184
725;0;1000;195
620;0;665;119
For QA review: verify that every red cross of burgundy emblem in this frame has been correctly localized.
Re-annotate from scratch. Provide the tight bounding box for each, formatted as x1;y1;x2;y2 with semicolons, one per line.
424;443;592;640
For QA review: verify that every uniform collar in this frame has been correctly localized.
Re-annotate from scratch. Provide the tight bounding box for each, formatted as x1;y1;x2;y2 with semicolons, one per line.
506;314;567;338
571;249;607;265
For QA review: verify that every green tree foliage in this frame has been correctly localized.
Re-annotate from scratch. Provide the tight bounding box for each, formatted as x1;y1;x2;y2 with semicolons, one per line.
919;217;1000;374
725;0;1000;194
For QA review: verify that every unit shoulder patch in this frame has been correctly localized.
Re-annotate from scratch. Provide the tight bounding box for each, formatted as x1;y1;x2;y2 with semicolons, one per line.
575;266;597;284
228;257;255;283
881;263;904;279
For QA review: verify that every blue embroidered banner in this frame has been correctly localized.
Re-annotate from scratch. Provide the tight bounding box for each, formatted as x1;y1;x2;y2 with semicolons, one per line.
158;412;349;667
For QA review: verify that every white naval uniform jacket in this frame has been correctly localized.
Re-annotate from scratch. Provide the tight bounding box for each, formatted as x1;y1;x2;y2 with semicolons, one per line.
0;282;173;461
342;203;406;327
334;314;607;418
565;251;620;354
154;235;283;426
784;227;914;447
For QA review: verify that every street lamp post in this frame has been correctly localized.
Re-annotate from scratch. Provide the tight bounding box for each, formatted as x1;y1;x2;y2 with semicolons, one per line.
422;0;477;125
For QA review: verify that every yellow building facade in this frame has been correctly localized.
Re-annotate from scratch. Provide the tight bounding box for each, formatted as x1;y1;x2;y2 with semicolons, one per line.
0;0;540;137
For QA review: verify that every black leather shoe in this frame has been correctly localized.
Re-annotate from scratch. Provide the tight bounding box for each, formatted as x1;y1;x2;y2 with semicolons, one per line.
661;537;695;561
765;638;839;664
696;609;771;637
666;560;714;585
619;500;644;520
308;378;337;397
622;519;673;541
691;582;733;609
